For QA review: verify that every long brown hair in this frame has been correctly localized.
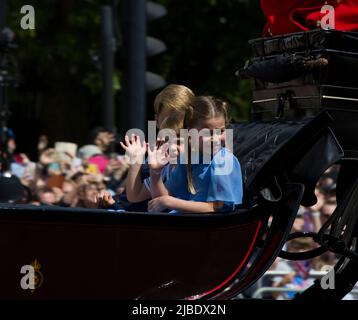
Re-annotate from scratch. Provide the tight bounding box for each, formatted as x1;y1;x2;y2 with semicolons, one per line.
185;96;230;194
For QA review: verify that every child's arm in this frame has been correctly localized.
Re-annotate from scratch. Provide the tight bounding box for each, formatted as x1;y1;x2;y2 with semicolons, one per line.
149;168;169;198
148;196;223;213
120;135;151;203
126;164;151;202
147;143;170;198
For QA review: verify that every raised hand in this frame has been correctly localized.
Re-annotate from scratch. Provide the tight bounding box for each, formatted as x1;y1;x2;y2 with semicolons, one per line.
96;131;116;152
119;134;147;165
147;140;170;172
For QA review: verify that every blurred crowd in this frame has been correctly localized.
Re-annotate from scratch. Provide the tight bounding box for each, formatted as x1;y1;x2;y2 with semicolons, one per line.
1;127;129;208
251;165;358;300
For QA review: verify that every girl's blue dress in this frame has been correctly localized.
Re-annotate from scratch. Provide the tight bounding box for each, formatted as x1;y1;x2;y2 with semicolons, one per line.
166;148;243;212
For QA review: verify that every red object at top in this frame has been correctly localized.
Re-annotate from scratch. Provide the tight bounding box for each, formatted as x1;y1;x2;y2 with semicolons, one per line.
261;0;358;36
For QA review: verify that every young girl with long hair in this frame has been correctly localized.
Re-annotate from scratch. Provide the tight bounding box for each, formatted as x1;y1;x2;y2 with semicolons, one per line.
148;96;243;213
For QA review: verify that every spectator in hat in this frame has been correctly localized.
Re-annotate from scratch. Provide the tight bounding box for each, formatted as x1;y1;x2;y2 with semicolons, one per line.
78;141;110;175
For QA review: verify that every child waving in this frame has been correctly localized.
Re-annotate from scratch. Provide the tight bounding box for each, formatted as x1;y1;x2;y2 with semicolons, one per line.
148;96;243;213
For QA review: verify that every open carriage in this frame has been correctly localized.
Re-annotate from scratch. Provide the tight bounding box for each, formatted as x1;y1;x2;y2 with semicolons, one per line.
0;30;357;300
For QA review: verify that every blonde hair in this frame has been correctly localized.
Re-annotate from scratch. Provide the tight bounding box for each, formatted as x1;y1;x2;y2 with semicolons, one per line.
185;96;231;194
154;84;194;132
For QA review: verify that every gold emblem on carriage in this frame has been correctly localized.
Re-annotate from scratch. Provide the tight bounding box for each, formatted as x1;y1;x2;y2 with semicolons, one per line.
30;259;44;292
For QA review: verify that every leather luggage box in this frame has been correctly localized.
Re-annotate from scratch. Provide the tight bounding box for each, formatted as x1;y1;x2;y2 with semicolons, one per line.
239;30;358;120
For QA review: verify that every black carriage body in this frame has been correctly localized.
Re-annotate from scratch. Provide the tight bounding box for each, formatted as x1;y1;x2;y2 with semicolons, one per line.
0;112;346;300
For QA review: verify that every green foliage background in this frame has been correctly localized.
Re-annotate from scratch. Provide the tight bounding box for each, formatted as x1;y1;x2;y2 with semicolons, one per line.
5;0;264;157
